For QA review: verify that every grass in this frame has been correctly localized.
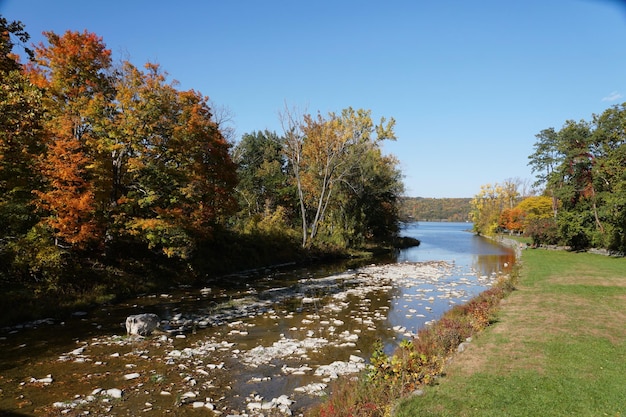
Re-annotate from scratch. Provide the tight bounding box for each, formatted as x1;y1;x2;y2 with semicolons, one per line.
394;249;626;417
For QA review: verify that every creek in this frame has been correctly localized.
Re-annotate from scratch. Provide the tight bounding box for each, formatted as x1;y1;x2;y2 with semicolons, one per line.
0;222;515;416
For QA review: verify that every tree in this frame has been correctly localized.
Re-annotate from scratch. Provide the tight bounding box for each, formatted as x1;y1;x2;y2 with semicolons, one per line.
470;183;509;235
232;130;290;219
333;148;404;246
27;30;114;250
590;104;626;252
498;207;524;234
0;15;33;73
281;106;397;248
0;26;43;240
113;63;237;258
280;104;308;247
528;127;561;218
513;195;557;245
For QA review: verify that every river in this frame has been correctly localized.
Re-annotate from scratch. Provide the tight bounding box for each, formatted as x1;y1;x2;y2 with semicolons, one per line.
0;222;515;416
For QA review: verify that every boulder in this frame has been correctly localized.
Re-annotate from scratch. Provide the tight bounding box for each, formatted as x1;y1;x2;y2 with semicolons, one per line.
125;313;160;336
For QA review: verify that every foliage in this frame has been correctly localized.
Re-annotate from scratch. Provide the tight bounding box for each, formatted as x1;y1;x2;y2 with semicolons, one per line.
280;106;402;248
527;106;626;252
231;129;296;233
0;16;406;304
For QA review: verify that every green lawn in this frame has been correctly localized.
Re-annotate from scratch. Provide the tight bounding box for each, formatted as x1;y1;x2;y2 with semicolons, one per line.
395;249;626;417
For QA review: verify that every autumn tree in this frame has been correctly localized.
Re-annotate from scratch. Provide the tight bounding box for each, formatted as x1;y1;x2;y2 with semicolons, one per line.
28;30;114;249
470;183;508;235
281;106;398;248
112;63;237;258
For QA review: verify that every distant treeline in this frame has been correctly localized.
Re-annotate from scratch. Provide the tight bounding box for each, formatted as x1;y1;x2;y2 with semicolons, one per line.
399;197;471;222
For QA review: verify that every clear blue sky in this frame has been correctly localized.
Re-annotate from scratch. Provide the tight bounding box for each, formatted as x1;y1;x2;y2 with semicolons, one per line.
2;0;625;198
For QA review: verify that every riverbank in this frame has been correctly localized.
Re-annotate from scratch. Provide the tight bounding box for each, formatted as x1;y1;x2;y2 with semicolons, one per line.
394;247;626;416
0;233;416;329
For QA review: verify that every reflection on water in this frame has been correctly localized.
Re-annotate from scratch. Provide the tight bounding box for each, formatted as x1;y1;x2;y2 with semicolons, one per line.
0;222;515;416
398;221;515;276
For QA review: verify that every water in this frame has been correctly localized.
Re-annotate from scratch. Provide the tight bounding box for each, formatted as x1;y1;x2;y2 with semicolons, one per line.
398;221;515;276
0;222;515;416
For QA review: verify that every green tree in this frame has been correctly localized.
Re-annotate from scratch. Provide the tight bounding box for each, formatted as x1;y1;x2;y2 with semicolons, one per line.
590;104;626;252
528;127;561;218
332;148;403;246
232;130;292;221
0;36;42;240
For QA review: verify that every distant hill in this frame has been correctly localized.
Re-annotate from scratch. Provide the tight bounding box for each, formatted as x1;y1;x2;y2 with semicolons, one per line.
399;197;471;222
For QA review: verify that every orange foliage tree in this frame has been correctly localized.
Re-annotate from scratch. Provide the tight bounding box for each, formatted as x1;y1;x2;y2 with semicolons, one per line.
26;31;237;257
111;63;237;257
28;30;113;249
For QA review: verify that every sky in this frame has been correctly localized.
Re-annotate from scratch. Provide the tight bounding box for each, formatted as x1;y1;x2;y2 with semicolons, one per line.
1;0;625;198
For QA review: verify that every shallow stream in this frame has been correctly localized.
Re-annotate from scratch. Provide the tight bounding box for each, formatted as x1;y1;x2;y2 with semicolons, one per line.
0;222;514;416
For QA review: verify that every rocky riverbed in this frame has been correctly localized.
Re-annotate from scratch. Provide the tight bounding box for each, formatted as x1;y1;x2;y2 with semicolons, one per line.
0;260;504;416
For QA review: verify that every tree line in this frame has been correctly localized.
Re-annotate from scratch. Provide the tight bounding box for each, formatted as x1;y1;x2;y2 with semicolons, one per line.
0;17;404;296
470;106;626;254
399;197;471;222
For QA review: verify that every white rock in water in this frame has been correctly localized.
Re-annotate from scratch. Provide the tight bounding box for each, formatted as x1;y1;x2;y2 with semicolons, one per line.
248;402;262;411
37;374;54;384
105;388;123;399
124;373;140;380
125;313;160;336
70;347;85;355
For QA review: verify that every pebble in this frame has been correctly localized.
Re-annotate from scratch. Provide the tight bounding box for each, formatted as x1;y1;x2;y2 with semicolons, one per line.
34;261;502;416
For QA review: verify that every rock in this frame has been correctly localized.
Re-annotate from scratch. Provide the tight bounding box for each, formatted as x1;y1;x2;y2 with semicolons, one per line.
69;347;85;355
123;373;140;380
105;388;123;399
32;375;53;384
125;313;160;336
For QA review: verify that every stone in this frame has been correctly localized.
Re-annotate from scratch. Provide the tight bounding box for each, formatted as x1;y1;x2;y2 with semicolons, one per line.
105;388;123;399
125;314;160;336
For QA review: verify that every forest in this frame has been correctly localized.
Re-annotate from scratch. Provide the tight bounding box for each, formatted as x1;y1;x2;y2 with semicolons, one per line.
470;108;626;254
399;197;471;222
0;18;406;320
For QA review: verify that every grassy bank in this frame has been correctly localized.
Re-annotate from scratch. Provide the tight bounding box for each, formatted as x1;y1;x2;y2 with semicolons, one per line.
395;249;626;416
